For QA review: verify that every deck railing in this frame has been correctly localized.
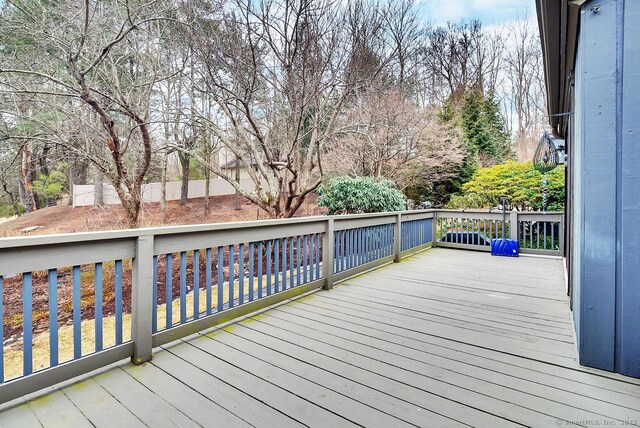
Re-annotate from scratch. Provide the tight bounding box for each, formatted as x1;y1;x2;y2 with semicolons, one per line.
0;210;435;403
435;210;564;255
0;208;562;404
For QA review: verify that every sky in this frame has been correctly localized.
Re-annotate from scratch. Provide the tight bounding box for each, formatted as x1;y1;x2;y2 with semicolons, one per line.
418;0;535;26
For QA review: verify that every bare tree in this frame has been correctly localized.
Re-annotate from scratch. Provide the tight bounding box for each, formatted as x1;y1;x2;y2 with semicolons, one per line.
180;0;393;218
384;0;425;88
421;20;503;105
325;87;465;191
0;0;178;226
501;15;547;160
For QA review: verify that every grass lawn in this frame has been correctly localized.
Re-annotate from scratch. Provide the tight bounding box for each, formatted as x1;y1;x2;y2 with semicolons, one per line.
3;279;260;380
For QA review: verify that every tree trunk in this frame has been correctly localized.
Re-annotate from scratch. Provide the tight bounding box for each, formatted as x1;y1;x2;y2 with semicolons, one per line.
77;160;88;185
179;152;190;205
39;144;56;207
67;159;77;207
20;143;37;212
160;153;168;225
204;165;211;216
94;168;104;206
234;159;241;210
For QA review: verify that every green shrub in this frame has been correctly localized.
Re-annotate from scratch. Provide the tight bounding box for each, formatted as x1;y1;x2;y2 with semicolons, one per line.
0;203;23;217
317;177;406;215
446;161;565;211
33;170;67;202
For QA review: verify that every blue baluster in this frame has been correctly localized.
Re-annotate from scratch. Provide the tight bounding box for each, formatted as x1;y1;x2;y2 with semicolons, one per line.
95;263;103;352
359;228;364;266
180;251;187;324
23;272;33;375
315;233;321;279
274;239;280;293
282;238;288;290
166;254;173;328
193;249;200;319
335;230;341;273
73;266;81;359
352;229;357;267
257;242;263;299
266;240;272;295
48;269;58;367
292;236;298;288
308;235;313;282
205;248;212;315
115;260;123;343
217;247;224;312
248;242;255;302
347;229;353;270
238;243;245;305
152;257;157;334
228;245;235;308
303;235;308;284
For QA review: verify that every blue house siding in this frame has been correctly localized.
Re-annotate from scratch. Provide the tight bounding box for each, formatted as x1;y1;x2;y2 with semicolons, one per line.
571;39;583;352
573;0;640;377
619;0;640;378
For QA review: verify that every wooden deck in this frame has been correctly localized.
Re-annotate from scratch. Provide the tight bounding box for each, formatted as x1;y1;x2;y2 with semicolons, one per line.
2;248;640;427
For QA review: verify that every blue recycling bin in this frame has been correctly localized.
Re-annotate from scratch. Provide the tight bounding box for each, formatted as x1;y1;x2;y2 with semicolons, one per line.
491;238;519;257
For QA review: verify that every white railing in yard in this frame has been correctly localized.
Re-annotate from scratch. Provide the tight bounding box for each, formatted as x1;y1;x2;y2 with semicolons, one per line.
0;208;562;404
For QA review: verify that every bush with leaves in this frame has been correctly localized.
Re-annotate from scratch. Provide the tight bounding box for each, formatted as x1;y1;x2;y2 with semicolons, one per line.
317;177;407;215
446;161;564;211
0;203;23;218
33;170;68;204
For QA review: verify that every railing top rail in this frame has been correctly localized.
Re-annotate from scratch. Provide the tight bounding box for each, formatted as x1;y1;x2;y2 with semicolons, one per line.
516;211;564;217
0;208;565;250
0;209;436;250
436;209;564;215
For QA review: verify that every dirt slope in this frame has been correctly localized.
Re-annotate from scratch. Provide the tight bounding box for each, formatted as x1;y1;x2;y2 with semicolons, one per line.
0;194;323;237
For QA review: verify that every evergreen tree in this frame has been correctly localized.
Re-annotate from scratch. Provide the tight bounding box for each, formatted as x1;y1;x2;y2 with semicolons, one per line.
460;88;496;159
482;95;514;162
429;88;515;206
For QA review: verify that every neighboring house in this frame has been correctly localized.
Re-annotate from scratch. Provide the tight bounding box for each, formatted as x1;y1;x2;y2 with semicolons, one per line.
536;0;640;377
219;157;260;181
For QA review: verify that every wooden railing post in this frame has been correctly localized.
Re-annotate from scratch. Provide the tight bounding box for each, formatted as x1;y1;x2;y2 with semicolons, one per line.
431;210;438;248
394;213;402;263
509;210;519;242
322;218;335;290
131;234;154;364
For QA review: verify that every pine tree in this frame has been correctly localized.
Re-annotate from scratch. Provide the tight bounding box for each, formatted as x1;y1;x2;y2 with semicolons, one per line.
431;88;514;204
460;88;495;159
482;95;514;162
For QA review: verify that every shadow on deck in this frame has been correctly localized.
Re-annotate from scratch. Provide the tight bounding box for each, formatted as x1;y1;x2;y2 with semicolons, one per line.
2;249;640;427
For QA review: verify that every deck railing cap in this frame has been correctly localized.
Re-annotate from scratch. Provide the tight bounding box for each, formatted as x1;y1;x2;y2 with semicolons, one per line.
0;209;436;249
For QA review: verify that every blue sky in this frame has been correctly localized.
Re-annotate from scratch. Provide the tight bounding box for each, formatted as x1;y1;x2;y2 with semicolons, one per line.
418;0;534;26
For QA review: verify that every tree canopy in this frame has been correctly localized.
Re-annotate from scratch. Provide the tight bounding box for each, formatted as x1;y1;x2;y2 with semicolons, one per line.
0;1;550;224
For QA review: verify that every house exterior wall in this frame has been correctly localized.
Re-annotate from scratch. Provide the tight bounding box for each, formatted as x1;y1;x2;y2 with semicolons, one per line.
571;0;640;377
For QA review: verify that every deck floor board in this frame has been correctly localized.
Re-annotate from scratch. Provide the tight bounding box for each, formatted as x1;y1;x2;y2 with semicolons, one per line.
2;248;640;427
